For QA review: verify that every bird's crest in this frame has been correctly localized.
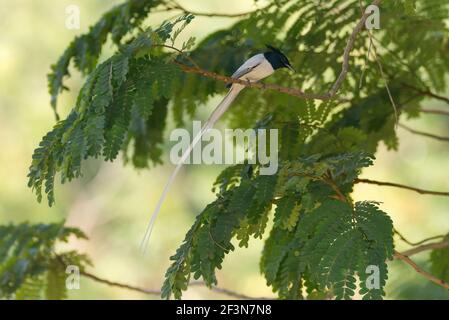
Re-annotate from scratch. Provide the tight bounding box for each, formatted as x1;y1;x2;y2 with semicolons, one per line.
265;44;283;54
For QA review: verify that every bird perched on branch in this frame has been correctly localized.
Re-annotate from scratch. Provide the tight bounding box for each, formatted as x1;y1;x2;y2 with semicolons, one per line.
140;45;294;253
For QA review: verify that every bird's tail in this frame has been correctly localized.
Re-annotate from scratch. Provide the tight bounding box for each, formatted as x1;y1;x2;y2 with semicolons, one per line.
139;84;244;254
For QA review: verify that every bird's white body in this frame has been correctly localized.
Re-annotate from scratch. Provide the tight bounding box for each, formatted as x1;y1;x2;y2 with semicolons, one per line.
140;53;280;253
230;53;275;85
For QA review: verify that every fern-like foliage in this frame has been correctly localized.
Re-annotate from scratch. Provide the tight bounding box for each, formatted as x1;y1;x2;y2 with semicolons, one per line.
0;223;91;299
28;0;449;300
162;151;394;299
48;0;164;116
29;15;192;206
295;200;392;300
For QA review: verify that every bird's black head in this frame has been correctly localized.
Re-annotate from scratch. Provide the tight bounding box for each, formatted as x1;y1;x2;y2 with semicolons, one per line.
264;45;294;72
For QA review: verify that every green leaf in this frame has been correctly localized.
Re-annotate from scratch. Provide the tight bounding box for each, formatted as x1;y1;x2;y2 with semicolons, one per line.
430;234;449;283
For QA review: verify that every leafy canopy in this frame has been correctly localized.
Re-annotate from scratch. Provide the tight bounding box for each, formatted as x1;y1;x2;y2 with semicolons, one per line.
22;0;449;299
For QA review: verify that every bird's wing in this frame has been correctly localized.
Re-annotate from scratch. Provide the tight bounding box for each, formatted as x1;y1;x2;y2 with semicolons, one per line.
230;64;260;80
230;53;265;80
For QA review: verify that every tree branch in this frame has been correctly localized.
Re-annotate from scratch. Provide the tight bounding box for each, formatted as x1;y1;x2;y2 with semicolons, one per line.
398;123;449;142
400;239;449;257
395;229;445;247
80;270;161;295
56;251;271;299
79;269;273;299
189;281;272;300
364;27;399;124
421;109;449;116
355;178;449;197
168;0;381;101
327;0;381;97
394;251;449;291
323;171;350;203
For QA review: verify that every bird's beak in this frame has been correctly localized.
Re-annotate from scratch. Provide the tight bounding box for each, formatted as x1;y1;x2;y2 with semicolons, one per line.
286;64;295;72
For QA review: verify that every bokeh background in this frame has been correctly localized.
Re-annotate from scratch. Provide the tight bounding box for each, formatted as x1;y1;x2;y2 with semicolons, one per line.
0;0;448;299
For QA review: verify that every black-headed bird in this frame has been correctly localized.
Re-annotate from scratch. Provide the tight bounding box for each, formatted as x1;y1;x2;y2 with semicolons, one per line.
140;45;294;253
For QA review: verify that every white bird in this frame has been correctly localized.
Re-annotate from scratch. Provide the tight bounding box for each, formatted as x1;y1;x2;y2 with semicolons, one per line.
140;45;294;253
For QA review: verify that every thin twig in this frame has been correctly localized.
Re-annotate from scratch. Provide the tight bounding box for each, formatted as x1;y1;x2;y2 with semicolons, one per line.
399;123;449;142
323;171;349;203
358;0;398;124
421;109;449;116
355;178;449;197
394;229;445;247
80;270;161;295
358;32;372;89
394;251;449;291
153;43;200;68
189;281;272;300
55;252;270;299
401;239;449;257
367;33;399;125
328;0;381;98
79;269;272;299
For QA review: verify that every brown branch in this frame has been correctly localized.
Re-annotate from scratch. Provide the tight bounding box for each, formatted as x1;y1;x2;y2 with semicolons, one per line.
174;61;321;98
80;270;161;295
55;252;270;299
355;178;449;197
323;171;350;203
401;239;449;257
159;45;312;97
394;251;449;291
394;229;445;247
154;43;200;68
79;269;272;299
164;0;381;101
189;281;272;300
421;109;449;116
327;0;381;97
399;123;449;142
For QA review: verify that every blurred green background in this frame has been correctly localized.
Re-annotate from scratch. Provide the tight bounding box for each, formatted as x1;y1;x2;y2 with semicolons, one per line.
0;0;448;299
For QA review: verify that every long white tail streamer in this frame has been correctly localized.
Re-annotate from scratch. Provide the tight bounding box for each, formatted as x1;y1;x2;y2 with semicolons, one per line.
140;84;245;254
